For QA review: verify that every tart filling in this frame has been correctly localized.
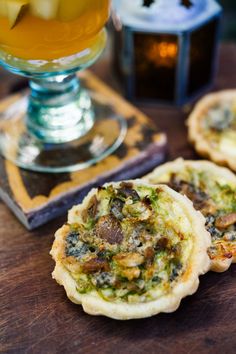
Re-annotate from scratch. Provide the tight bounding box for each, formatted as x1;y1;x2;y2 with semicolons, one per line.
144;159;236;272
51;181;210;319
202;100;236;156
188;90;236;171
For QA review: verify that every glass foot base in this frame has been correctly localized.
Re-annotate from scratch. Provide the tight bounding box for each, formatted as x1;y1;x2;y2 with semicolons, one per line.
0;94;127;173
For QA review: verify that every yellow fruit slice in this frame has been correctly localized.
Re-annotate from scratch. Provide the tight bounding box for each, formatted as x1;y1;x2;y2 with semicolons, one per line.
57;0;90;22
7;0;29;28
0;0;7;17
1;0;29;28
30;0;59;20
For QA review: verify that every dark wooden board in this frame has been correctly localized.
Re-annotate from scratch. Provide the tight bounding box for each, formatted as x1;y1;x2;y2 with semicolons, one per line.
1;44;236;354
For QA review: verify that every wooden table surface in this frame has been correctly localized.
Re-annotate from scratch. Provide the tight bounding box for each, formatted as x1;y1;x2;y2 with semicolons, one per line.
1;43;236;354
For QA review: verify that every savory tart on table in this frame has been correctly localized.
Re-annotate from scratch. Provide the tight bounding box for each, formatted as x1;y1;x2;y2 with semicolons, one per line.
188;90;236;172
50;181;210;320
144;159;236;272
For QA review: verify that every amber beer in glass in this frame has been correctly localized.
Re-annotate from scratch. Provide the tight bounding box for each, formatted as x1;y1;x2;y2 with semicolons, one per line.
0;0;126;173
0;0;110;60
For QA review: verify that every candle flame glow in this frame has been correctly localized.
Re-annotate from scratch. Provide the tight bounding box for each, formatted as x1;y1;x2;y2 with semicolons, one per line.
147;41;178;67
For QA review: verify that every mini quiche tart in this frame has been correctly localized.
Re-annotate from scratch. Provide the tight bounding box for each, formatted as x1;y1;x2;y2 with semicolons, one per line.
188;90;236;172
144;159;236;272
50;181;210;320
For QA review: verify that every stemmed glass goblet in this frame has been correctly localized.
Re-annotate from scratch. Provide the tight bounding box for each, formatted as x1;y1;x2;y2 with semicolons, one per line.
0;0;126;172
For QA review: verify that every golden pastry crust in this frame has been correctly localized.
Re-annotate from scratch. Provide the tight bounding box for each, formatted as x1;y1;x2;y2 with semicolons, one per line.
144;159;236;272
50;181;210;320
187;90;236;172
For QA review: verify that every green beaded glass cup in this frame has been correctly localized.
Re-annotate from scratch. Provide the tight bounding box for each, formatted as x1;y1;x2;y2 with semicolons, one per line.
0;0;126;173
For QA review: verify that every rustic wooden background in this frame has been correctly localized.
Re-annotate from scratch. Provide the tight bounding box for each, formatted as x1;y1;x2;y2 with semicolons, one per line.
1;44;236;354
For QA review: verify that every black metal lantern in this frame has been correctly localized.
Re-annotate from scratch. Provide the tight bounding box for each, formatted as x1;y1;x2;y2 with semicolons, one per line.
113;0;222;106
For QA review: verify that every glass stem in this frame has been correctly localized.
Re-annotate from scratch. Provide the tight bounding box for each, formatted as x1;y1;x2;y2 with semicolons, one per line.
27;74;94;144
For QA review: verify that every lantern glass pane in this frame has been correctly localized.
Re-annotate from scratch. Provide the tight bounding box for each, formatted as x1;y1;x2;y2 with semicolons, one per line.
134;33;178;101
187;18;218;96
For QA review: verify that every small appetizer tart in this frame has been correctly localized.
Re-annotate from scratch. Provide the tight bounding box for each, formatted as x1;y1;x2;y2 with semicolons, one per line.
188;90;236;172
50;181;210;320
144;159;236;272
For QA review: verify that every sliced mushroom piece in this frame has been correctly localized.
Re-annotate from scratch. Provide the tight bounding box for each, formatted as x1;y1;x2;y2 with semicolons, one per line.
82;195;99;222
118;182;140;201
200;201;217;216
144;247;155;264
96;215;124;245
168;175;213;214
81;258;110;274
155;237;169;251
215;213;236;229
